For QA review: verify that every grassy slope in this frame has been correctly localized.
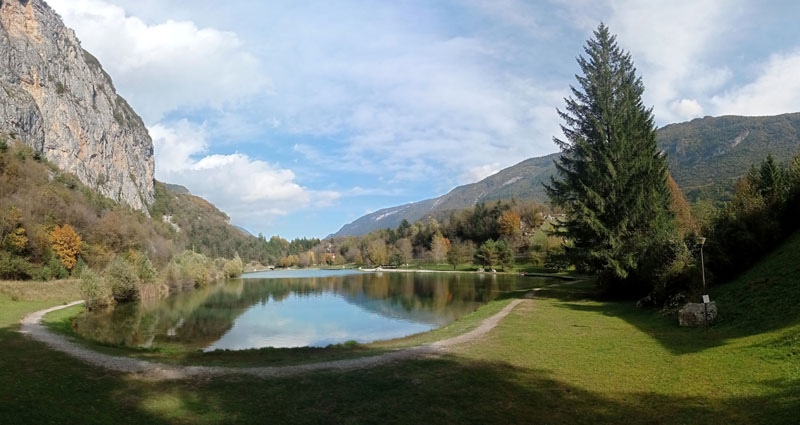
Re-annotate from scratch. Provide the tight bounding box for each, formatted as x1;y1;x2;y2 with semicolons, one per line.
1;231;799;424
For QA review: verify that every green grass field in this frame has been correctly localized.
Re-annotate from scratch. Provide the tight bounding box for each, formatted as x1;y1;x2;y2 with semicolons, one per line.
1;233;798;424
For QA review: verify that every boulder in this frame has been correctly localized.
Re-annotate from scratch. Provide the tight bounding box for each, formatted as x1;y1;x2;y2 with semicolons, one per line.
678;302;717;327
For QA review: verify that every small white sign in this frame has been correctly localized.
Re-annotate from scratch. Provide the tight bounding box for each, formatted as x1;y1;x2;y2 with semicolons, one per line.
702;295;710;304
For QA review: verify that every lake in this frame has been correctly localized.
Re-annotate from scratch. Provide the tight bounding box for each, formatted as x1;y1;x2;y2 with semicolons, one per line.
73;269;556;351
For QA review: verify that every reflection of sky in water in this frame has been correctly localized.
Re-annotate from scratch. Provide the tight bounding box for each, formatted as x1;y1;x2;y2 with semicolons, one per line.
205;292;434;350
243;269;367;279
76;270;555;351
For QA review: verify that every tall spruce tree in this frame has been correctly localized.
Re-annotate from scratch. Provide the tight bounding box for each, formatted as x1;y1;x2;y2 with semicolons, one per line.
546;23;677;294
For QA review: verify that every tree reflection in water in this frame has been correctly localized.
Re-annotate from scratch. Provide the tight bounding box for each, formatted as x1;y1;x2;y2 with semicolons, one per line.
74;271;552;350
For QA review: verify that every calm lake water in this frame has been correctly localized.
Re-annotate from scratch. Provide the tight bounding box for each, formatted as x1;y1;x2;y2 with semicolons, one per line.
74;269;556;351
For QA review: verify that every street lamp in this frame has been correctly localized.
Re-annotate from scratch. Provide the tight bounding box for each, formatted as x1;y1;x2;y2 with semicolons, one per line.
697;236;708;328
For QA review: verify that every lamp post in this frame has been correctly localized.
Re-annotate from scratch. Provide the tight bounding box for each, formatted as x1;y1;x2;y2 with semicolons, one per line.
697;237;708;328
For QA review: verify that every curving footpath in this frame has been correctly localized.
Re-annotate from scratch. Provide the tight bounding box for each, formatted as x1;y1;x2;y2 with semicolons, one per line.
19;298;527;381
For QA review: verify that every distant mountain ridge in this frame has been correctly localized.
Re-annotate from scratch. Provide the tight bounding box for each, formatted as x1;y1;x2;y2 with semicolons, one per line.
330;154;559;237
330;113;800;237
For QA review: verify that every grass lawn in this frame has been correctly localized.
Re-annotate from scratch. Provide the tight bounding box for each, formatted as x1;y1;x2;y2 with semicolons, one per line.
1;230;799;424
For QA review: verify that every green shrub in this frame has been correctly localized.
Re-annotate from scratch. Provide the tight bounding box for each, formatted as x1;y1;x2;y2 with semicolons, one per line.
163;250;212;287
72;258;88;278
32;258;69;281
214;257;227;272
224;255;243;278
48;256;69;280
105;256;139;302
133;254;157;285
0;137;7;153
161;261;182;288
0;253;33;280
80;268;113;310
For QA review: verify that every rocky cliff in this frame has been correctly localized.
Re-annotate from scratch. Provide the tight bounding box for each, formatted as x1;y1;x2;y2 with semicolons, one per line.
0;0;154;212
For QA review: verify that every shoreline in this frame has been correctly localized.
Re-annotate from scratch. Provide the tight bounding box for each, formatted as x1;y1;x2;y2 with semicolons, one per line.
21;297;528;380
245;266;581;279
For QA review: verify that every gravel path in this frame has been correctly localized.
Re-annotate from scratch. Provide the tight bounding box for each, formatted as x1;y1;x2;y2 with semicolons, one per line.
19;298;526;381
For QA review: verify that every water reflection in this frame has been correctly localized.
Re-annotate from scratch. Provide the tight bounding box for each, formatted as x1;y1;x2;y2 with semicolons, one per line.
74;270;552;350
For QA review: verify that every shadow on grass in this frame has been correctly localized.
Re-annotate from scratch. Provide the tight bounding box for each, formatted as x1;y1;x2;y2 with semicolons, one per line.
530;270;800;356
3;302;800;424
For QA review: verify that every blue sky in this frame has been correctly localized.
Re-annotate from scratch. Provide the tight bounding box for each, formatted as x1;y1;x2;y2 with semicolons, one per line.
47;0;800;239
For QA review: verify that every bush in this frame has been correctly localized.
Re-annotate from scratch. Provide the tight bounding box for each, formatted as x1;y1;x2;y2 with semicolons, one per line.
105;256;139;302
163;250;212;288
80;269;113;310
34;257;69;281
72;258;88;278
133;253;157;285
48;256;69;279
224;255;243;278
0;253;33;280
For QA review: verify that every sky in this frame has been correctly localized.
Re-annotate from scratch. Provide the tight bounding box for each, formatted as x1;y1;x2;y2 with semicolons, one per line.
46;0;800;239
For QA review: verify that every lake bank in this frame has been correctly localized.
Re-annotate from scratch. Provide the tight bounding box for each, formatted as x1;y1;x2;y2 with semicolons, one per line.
40;270;555;366
2;265;798;423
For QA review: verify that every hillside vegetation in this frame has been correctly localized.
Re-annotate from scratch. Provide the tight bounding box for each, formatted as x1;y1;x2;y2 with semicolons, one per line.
1;227;798;423
333;113;800;237
0;139;175;279
0;137;314;281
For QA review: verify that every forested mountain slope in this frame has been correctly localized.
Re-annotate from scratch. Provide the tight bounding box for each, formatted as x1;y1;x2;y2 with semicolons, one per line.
332;113;800;237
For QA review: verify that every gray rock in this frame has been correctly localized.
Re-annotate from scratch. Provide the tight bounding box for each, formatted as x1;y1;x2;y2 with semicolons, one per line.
0;0;154;213
678;301;717;327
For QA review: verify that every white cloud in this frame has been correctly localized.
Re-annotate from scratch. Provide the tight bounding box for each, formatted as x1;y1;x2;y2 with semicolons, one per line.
605;0;733;123
151;121;336;228
711;49;800;116
555;0;738;123
462;163;502;184
48;0;268;123
670;99;704;121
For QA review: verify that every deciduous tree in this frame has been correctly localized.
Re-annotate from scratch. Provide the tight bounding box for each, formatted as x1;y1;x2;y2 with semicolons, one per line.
430;233;449;264
49;224;82;270
498;211;521;238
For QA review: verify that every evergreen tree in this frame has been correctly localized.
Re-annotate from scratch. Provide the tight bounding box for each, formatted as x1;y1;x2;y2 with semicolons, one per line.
474;239;498;269
757;154;787;203
546;23;677;294
496;239;515;271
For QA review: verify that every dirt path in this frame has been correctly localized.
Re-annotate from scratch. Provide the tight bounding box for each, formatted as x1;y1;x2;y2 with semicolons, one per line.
19;298;527;381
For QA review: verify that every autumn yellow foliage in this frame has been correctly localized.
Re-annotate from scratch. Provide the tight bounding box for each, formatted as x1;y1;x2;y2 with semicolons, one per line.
49;224;82;270
1;205;27;252
498;211;521;237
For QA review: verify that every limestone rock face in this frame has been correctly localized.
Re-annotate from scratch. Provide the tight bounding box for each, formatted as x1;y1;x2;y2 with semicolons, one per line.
678;302;718;327
0;0;154;212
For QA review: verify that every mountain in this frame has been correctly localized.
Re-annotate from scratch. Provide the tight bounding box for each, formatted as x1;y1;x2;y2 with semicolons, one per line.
151;181;259;258
331;154;559;237
331;113;800;237
165;183;191;195
659;113;800;202
0;0;154;213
